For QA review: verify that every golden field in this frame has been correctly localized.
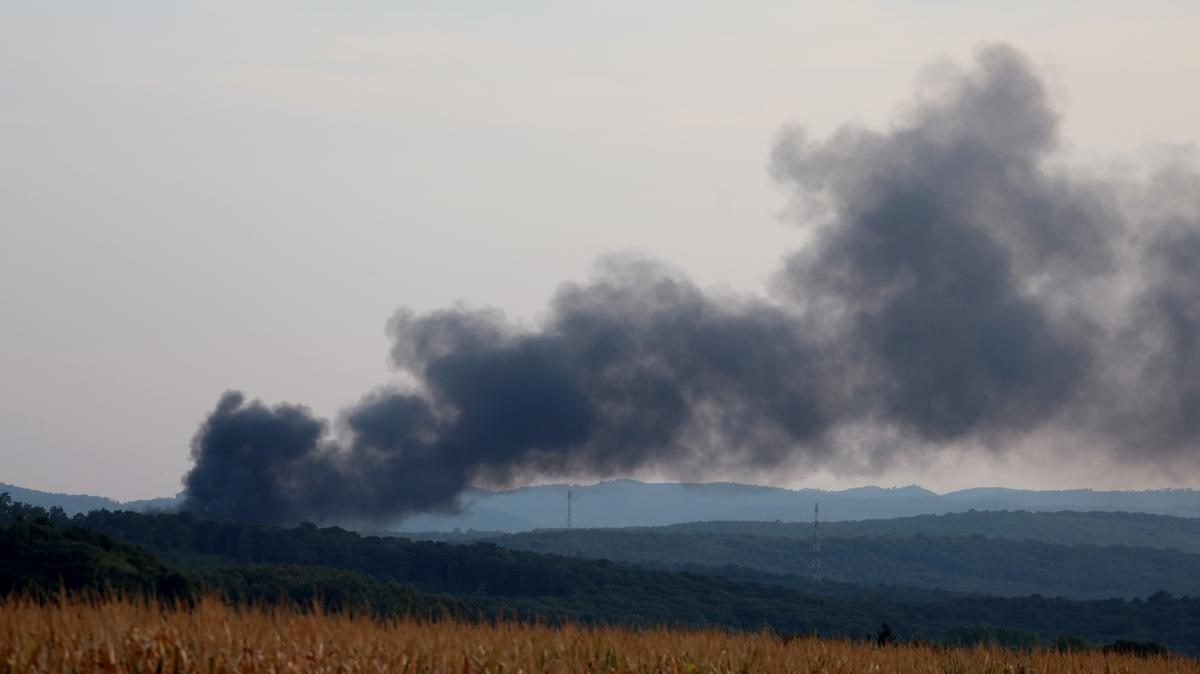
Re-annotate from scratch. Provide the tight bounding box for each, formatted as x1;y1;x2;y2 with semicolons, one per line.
1;596;1195;673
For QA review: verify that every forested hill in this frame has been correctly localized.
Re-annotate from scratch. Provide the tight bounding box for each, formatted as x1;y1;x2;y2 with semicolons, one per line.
3;495;1199;654
468;527;1200;599
0;481;123;515
643;510;1200;552
408;510;1200;599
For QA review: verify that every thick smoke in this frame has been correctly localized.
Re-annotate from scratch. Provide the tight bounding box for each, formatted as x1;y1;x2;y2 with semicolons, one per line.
770;45;1114;442
183;44;1200;525
185;262;834;524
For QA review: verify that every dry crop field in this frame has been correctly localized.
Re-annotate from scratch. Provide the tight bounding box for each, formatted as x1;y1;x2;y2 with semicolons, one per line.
1;596;1195;673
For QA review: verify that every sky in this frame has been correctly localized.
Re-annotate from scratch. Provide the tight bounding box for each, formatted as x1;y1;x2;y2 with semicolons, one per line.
2;2;1199;501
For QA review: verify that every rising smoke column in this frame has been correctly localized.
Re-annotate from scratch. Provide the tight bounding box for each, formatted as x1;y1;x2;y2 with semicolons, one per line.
182;44;1200;525
770;45;1117;442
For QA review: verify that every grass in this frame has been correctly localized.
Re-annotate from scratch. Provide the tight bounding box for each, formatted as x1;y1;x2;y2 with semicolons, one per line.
1;595;1196;673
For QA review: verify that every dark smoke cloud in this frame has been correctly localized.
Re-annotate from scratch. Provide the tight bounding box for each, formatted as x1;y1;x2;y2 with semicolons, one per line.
1105;181;1200;458
186;261;835;524
769;45;1112;441
183;44;1200;525
186;390;468;524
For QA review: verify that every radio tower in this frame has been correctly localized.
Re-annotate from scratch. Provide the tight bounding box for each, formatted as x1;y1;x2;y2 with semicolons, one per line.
567;487;573;529
811;502;822;582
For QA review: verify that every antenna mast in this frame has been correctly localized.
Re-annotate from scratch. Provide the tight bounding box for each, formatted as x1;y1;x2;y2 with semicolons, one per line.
812;502;822;582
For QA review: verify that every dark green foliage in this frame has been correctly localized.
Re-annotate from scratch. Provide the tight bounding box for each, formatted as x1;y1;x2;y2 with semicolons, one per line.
0;492;73;527
469;522;1200;598
0;515;191;600
198;565;469;619
0;494;464;620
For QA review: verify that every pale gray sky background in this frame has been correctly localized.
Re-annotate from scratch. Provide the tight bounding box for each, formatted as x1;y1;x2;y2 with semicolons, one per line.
2;2;1199;499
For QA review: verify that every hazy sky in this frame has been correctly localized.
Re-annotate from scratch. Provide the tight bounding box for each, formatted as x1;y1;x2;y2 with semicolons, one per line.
3;2;1199;500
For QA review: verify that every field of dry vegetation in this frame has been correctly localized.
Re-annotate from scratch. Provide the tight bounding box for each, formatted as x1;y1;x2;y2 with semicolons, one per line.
1;595;1196;673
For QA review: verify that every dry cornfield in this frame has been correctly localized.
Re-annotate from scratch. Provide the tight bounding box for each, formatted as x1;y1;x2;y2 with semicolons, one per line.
1;595;1195;674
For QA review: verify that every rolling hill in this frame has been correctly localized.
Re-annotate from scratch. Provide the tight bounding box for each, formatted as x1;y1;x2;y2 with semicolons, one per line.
4;479;1199;531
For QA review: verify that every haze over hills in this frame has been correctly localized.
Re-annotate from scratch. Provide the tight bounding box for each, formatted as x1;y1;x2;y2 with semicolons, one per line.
8;479;1197;531
0;482;180;517
394;480;1200;532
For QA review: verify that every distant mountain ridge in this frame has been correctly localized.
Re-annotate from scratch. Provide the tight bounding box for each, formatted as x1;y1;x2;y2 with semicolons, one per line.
941;487;1200;515
0;482;181;516
395;480;1200;532
3;479;1197;530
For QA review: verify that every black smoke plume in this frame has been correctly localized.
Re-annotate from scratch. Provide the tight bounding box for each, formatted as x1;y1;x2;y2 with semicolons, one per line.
183;44;1200;525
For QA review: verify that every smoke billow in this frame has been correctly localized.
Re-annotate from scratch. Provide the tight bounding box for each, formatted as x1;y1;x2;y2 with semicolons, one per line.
182;44;1200;525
